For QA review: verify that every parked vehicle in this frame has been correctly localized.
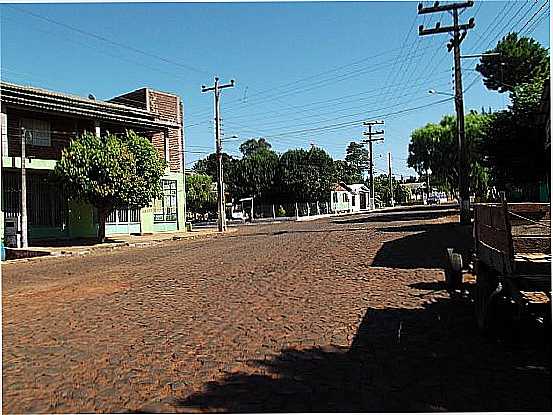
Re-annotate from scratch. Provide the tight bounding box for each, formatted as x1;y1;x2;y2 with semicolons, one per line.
447;201;551;332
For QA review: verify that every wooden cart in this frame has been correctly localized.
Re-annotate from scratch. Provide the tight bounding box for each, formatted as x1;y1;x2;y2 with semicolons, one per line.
472;201;551;331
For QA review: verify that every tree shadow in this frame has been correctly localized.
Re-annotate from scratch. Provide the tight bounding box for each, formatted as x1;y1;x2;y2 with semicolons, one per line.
172;295;551;413
371;222;473;269
332;208;457;225
29;237;119;248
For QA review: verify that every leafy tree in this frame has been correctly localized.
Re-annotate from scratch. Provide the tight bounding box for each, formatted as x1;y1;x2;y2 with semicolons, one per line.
239;138;272;157
481;76;549;194
476;33;549;93
233;147;279;202
345;141;369;178
193;152;236;179
192;152;239;198
373;174;410;206
334;159;363;184
407;113;492;197
186;173;216;214
277;147;335;202
54;131;167;242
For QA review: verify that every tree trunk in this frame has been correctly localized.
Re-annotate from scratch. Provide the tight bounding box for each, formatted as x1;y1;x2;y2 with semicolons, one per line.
97;207;109;244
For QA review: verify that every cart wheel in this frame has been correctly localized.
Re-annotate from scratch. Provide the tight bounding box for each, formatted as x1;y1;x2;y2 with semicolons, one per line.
475;262;497;332
445;249;463;290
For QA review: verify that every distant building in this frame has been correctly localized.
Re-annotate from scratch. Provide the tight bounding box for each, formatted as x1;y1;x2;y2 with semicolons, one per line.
0;81;186;243
400;182;427;203
330;182;370;213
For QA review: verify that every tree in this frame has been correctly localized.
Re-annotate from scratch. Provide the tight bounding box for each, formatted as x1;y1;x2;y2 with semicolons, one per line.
334;159;363;184
233;147;279;202
192;152;239;198
345;141;369;178
373;174;410;206
481;76;549;194
54;131;167;242
277;147;335;202
239;138;272;157
193;152;236;179
186;173;216;215
407;113;492;198
476;33;549;93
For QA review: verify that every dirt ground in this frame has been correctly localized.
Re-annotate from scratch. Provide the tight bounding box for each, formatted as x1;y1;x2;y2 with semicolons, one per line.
2;207;551;413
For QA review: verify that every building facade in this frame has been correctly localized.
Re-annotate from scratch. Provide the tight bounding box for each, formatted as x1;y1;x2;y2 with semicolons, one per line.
330;182;370;213
0;82;186;243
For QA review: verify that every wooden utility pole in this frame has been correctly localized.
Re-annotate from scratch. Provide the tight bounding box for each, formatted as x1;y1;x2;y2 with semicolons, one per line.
20;126;28;248
362;120;384;210
418;1;475;224
202;77;234;232
388;152;394;207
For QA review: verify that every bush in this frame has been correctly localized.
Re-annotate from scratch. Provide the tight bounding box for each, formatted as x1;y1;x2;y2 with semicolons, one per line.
276;205;286;217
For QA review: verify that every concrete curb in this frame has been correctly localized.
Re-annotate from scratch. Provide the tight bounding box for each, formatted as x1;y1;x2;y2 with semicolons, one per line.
1;229;227;264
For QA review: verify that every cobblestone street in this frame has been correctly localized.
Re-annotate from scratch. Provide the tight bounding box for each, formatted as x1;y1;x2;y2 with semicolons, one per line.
2;207;551;413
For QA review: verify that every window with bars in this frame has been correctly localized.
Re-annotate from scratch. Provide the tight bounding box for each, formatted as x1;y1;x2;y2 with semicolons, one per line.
21;118;51;147
154;179;177;222
106;207;141;224
1;171;67;227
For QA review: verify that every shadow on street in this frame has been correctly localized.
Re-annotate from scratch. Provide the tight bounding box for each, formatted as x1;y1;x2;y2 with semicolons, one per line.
332;208;457;225
371;221;473;269
176;294;551;412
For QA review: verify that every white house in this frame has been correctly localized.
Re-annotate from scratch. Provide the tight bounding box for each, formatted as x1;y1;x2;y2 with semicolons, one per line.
330;182;371;213
348;183;371;212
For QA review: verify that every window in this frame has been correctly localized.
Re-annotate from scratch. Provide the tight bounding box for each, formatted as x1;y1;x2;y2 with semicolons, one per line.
21;118;51;147
352;195;356;206
333;192;338;203
342;193;349;203
154;179;178;222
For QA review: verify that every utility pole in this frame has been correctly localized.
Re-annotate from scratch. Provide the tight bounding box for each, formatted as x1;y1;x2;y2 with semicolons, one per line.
202;77;234;232
362;120;384;210
418;1;475;225
388;152;394;207
20;126;28;248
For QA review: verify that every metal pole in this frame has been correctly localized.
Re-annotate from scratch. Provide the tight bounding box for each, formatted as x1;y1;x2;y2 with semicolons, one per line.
20;126;28;248
453;8;470;225
295;202;299;218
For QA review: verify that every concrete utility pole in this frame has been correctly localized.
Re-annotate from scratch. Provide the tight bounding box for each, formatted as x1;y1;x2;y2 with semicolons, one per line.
20;126;28;248
418;1;475;225
201;77;234;232
362;120;384;210
388;152;394;207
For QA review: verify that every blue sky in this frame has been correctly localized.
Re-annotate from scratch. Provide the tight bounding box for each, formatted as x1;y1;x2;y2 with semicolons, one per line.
0;1;549;178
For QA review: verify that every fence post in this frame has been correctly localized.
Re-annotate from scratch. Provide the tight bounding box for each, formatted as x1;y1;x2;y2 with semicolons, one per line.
295;202;299;218
272;204;276;219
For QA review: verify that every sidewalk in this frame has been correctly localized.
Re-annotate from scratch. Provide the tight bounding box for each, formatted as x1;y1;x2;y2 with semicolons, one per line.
3;228;225;262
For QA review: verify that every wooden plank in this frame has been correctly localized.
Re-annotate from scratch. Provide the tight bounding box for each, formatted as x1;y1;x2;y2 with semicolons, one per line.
477;241;512;274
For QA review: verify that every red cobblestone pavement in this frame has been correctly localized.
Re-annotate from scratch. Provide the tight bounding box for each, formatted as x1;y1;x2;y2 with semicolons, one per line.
2;208;551;413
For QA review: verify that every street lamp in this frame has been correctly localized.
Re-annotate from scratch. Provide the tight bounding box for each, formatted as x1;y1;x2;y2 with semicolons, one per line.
221;134;239;142
428;89;455;97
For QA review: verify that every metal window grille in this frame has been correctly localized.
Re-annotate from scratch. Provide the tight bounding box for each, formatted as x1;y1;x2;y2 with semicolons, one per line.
21;118;51;147
154;179;177;222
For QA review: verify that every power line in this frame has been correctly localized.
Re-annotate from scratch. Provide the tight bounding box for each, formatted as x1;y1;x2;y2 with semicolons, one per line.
5;4;213;77
519;0;550;33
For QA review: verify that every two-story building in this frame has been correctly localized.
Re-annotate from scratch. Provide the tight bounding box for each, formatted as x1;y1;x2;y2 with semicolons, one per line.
0;81;186;243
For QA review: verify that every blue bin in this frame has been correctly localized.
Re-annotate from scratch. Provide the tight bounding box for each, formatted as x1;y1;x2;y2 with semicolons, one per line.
1;241;5;261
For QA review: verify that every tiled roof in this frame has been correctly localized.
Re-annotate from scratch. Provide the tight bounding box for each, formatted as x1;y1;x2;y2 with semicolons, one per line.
0;81;179;130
